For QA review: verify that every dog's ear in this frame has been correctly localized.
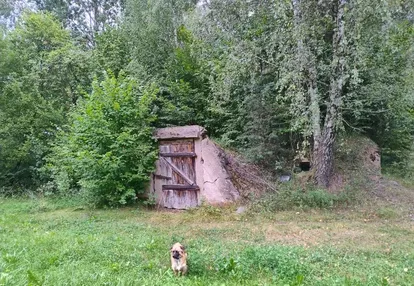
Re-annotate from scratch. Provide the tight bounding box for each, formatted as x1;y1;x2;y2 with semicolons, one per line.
180;245;186;251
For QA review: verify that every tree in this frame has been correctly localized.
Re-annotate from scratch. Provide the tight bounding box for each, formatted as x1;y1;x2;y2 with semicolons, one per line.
292;0;348;187
0;0;36;29
47;73;158;207
66;0;122;45
36;0;123;46
0;0;13;28
34;0;69;25
194;0;414;183
289;0;414;184
346;0;414;173
191;0;299;170
94;26;129;77
124;0;192;79
124;0;211;128
0;12;94;191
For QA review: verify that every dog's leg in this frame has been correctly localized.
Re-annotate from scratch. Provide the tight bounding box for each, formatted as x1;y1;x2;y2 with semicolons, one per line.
181;265;188;276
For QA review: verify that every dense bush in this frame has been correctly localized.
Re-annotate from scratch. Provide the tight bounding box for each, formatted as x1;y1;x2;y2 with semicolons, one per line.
47;73;158;207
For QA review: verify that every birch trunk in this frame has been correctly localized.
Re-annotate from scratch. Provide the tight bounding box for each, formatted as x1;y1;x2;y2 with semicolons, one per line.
314;0;347;187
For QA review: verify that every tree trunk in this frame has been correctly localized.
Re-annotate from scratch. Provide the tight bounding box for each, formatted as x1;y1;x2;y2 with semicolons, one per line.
309;63;321;165
292;0;322;175
314;118;335;187
314;0;347;187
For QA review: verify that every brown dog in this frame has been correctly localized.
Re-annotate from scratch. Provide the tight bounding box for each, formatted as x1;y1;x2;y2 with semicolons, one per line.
170;242;188;276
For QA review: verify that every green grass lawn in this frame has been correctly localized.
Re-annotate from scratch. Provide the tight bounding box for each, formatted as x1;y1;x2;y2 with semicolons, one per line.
0;195;413;286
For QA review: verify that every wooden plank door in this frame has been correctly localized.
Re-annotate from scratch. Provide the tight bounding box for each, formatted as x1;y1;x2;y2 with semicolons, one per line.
159;139;199;209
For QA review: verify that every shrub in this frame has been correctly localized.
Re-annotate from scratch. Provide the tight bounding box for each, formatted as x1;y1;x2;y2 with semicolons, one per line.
47;72;158;207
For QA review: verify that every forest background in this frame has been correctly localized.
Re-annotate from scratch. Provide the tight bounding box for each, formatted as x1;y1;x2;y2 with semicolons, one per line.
0;0;413;206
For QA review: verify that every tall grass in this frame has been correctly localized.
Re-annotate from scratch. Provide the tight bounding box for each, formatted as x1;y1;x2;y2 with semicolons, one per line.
251;182;357;213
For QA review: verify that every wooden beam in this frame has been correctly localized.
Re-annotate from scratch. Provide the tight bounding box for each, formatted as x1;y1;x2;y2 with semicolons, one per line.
154;174;172;180
160;152;196;158
161;157;195;185
154;125;206;139
162;184;200;190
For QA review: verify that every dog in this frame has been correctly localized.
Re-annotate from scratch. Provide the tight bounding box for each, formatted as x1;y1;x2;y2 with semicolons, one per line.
170;242;188;276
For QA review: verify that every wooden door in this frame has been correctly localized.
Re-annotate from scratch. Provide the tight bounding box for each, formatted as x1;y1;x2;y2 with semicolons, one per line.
158;139;199;209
